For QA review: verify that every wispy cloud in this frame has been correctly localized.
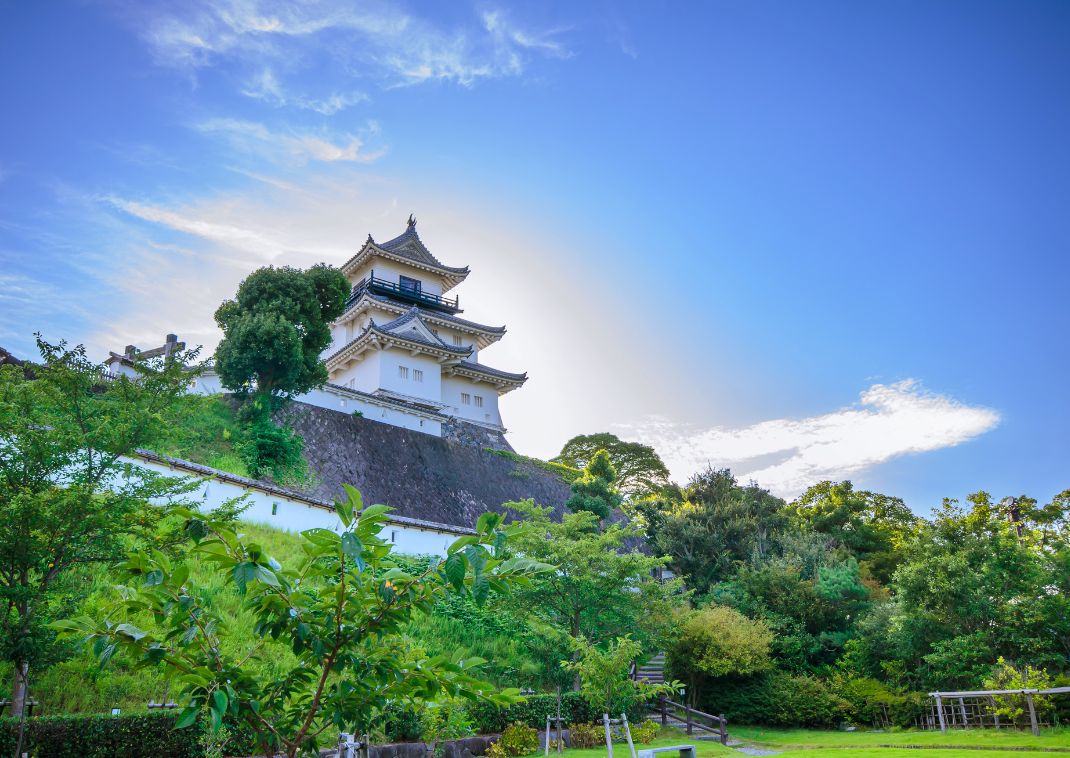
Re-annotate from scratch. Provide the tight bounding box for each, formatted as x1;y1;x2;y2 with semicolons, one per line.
625;380;1000;498
134;0;572;89
194;117;384;164
241;68;367;115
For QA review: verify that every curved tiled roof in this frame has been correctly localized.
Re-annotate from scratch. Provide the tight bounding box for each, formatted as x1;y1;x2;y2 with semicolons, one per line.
452;360;528;384
375;222;469;275
325;309;472;367
342;289;506;335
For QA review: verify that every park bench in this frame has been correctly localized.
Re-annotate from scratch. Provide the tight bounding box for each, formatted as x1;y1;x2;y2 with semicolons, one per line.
636;745;696;758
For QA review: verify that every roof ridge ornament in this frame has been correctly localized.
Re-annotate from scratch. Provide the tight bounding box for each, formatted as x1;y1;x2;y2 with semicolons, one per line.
407;213;417;228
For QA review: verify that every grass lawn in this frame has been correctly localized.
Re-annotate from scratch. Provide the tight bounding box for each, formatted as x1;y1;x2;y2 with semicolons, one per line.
731;724;1070;751
556;726;1070;758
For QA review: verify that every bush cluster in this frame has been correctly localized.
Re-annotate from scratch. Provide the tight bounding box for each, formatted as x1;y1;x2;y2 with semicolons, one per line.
487;722;539;758
467;692;598;734
832;676;925;728
703;672;850;728
0;712;201;758
566;721;601;748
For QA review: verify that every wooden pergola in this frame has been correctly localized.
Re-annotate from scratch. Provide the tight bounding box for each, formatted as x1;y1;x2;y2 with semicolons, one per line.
928;687;1070;735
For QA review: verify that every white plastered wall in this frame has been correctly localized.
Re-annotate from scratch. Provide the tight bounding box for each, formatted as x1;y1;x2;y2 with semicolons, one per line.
441;374;502;428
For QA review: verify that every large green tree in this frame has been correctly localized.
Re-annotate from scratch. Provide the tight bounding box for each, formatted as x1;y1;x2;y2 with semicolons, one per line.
791;481;918;584
889;491;1070;689
650;468;787;596
565;449;623;520
214;264;349;399
0;338;200;720
504;500;685;688
553;433;671;499
214;264;349;479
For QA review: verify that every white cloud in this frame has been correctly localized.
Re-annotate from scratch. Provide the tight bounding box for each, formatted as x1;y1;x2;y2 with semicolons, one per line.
241;69;367;115
134;0;571;89
194;118;384;164
625;380;1000;498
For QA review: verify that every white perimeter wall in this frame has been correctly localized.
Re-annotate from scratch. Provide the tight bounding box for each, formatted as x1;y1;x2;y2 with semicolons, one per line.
134;455;461;556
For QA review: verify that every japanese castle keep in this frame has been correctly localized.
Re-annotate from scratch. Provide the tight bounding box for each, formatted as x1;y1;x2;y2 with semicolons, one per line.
91;217;561;547
323;216;527;435
109;216;528;449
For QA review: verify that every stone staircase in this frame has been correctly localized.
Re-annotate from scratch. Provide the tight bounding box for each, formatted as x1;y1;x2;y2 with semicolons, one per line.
633;652;667;684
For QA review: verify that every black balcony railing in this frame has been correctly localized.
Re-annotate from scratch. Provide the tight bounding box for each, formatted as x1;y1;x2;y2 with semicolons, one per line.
349;275;461;313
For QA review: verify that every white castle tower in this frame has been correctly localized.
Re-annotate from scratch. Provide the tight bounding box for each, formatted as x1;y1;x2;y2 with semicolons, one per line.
322;216;527;438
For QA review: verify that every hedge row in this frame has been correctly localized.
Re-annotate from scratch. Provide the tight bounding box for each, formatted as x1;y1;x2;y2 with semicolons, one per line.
702;672;851;728
467;692;646;734
0;712;201;758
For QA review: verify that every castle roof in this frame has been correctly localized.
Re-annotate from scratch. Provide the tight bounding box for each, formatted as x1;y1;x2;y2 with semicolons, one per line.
325;307;472;372
338;289;506;348
340;218;470;290
446;360;528;393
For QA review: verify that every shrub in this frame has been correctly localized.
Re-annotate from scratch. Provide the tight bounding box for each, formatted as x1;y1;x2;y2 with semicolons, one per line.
422;701;477;742
468;692;599;734
631;720;659;744
704;671;850;728
488;722;539;758
832;676;924;728
567;722;602;749
0;711;202;758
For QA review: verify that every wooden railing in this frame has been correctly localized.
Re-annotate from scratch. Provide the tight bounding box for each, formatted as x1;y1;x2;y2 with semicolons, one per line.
349;275;461;313
655;697;728;745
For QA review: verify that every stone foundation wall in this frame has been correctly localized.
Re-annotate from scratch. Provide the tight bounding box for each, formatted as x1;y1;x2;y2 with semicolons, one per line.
277;401;570;528
442;417;514;452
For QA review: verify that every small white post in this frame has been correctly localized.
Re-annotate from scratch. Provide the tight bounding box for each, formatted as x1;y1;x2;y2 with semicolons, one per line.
621;714;636;758
603;713;614;758
545;715;551;757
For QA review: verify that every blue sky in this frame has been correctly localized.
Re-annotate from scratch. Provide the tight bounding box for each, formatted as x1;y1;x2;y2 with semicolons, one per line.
1;0;1067;511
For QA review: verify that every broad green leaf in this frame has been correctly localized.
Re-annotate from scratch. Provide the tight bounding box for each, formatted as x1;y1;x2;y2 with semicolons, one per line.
341;531;363;561
175;705;200;729
255;565;281;587
443;553;465;590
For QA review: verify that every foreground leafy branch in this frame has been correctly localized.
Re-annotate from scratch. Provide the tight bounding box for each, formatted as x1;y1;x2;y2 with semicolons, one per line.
54;487;550;758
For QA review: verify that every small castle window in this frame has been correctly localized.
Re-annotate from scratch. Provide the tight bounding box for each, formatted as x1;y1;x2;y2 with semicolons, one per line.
391;530;398;543
398;366;409;380
474;395;483;408
399;275;422;293
271;502;278;516
461;393;471;405
413;369;423;382
453;335;462;346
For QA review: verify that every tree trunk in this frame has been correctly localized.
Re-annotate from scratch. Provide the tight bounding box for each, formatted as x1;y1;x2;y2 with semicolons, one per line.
10;661;29;718
571;610;581;691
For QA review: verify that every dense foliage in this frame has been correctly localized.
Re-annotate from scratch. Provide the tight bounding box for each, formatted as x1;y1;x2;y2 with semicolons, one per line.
213;263;349;479
55;488;549;758
0;712;202;758
0;337;204;727
644;465;1070;728
553;433;671;499
502;500;685;688
213;264;349;399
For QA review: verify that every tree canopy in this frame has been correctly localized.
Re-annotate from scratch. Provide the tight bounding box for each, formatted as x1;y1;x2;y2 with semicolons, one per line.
214;264;349;399
553;433;671;498
0;337;203;720
565;449;623;520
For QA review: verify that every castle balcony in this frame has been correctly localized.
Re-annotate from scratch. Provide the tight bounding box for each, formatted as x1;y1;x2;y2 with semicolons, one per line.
348;275;462;314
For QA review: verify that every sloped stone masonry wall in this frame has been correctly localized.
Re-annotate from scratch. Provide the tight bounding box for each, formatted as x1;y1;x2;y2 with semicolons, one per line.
277;401;569;529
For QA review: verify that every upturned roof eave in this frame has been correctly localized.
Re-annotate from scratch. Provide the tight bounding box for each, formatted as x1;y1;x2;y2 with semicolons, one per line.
334;291;506;348
340;241;470;289
325;328;472;372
